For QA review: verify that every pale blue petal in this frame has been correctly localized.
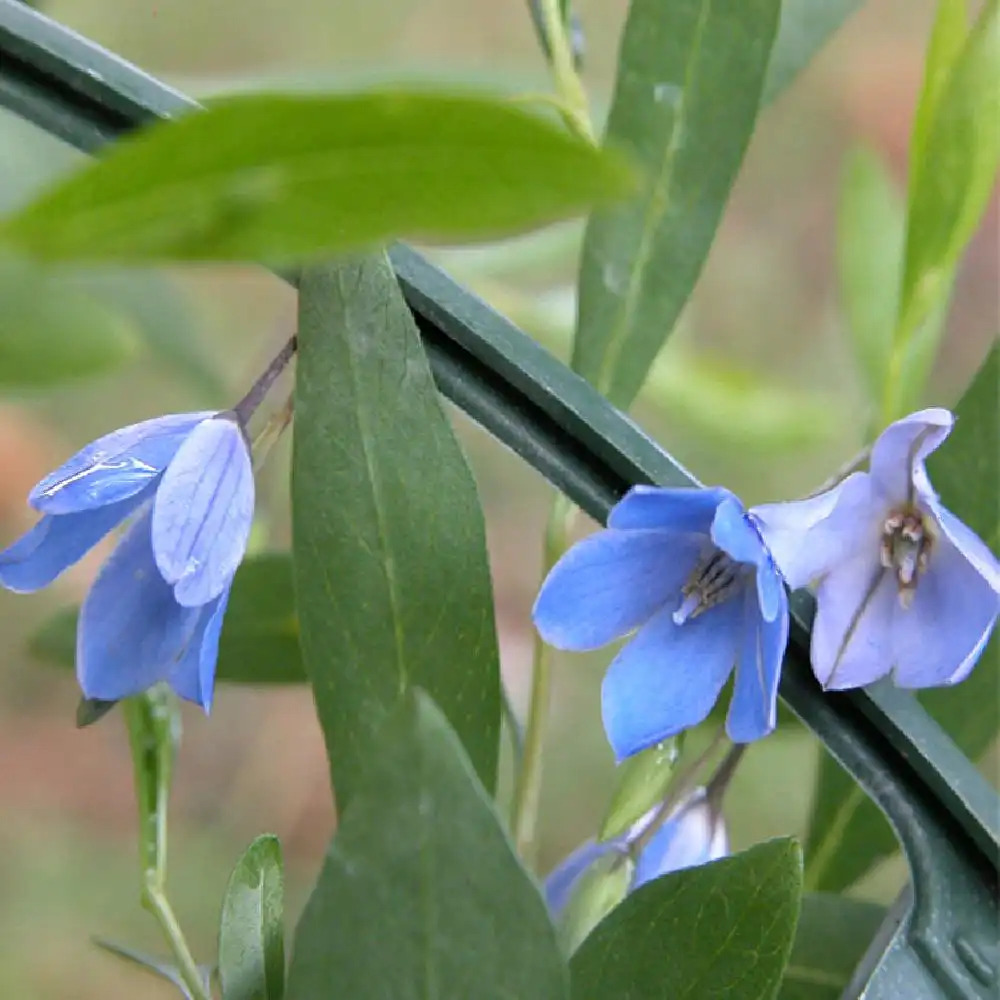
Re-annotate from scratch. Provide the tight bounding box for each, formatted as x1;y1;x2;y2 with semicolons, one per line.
751;473;879;590
601;598;742;759
166;589;229;711
608;486;730;534
543;839;621;916
926;499;1000;593
891;534;1000;689
727;586;788;742
812;555;897;690
152;416;254;607
534;530;700;651
77;510;203;702
633;791;726;888
0;489;151;593
30;412;213;515
710;497;765;568
869;408;952;503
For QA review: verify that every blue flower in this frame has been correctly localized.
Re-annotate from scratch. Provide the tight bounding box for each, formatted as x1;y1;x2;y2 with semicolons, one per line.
752;408;999;690
544;789;728;917
0;412;255;709
533;486;789;756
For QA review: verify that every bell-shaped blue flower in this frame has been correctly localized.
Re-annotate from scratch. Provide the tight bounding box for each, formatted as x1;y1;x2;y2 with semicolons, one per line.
533;486;789;756
0;411;254;710
751;408;999;690
544;789;728;917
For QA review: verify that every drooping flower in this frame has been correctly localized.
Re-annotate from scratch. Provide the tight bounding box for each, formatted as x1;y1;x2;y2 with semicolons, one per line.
751;408;1000;690
544;789;728;917
0;411;254;709
533;486;789;757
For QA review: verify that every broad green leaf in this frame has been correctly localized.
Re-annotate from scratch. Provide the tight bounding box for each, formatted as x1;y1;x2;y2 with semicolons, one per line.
0;254;137;385
574;0;781;408
570;838;803;999
284;691;568;1000
762;0;865;105
292;257;500;808
598;738;679;842
93;938;205;998
29;554;305;685
897;1;999;356
778;894;885;1000
804;347;999;891
219;835;285;1000
2;91;633;263
836;147;905;402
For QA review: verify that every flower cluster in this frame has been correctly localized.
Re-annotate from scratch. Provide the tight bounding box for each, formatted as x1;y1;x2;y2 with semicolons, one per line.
0;411;254;711
534;409;999;759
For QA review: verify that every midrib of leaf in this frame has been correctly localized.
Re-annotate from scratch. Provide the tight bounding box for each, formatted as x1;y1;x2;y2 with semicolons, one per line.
803;783;866;891
340;267;408;694
783;965;850;988
595;0;714;398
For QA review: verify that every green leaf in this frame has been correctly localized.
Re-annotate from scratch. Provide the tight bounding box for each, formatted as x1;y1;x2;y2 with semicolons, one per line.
836;147;905;402
292;256;501;808
284;690;568;1000
570;838;803;999
897;1;999;355
598;738;679;842
574;0;781;408
777;894;885;1000
29;554;305;685
0;254;137;385
762;0;865;105
804;347;999;891
93;938;204;998
2;91;633;263
219;835;285;1000
559;852;634;956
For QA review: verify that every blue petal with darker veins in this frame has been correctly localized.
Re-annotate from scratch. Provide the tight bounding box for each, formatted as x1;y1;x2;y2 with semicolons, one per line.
533;530;700;651
601;599;742;759
608;485;731;534
710;497;766;568
727;586;788;742
868;407;951;502
0;488;152;593
30;412;213;515
77;509;204;703
152;416;254;607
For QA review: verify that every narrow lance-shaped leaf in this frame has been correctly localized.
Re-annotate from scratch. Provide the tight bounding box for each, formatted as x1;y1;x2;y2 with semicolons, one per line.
292;256;501;807
570;838;803;999
804;346;999;891
218;835;285;1000
574;0;781;409
29;554;305;686
284;691;568;1000
1;91;633;263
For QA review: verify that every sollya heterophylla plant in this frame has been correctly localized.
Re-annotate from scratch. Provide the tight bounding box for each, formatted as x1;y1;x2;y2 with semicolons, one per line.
0;0;997;996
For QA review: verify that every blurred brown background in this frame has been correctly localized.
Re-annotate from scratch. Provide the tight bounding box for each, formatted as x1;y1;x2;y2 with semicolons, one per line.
0;0;996;996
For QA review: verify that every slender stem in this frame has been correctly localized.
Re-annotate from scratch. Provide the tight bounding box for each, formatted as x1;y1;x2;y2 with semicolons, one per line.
142;881;210;1000
234;334;298;424
511;492;574;862
501;684;526;783
537;0;595;144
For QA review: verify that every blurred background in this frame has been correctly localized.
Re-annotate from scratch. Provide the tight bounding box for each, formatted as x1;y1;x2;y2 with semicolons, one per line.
0;0;996;995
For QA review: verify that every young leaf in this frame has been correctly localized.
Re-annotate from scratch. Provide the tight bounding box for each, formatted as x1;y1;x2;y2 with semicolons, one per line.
284;690;568;1000
836;147;905;402
0;254;137;385
219;835;285;1000
804;347;999;891
570;838;803;999
598;738;679;842
292;256;501;808
558;853;634;956
2;91;633;262
574;0;781;408
777;894;886;1000
93;938;205;998
29;554;306;685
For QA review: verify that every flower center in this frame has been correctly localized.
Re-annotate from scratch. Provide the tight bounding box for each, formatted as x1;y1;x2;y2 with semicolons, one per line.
880;505;933;608
673;548;744;625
